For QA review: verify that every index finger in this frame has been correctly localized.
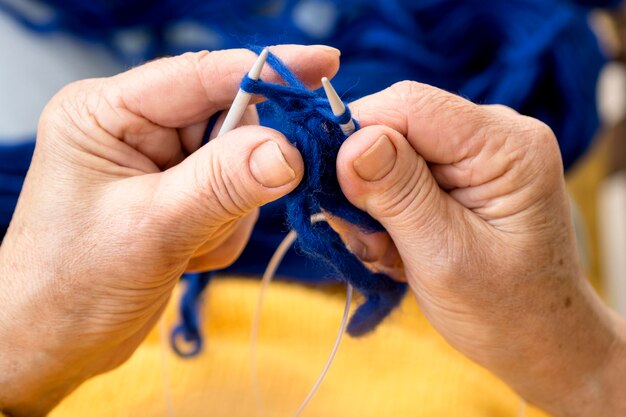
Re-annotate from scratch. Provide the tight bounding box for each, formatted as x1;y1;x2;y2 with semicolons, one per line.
349;81;520;165
348;81;554;189
105;44;341;128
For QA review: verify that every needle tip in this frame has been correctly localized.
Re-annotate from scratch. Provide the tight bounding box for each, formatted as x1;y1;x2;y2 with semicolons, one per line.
249;48;269;80
321;77;345;117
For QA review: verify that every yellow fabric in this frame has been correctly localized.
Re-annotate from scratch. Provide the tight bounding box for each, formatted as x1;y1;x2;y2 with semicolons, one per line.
50;277;550;417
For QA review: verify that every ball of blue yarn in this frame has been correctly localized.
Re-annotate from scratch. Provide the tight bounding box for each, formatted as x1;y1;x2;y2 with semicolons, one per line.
240;48;408;336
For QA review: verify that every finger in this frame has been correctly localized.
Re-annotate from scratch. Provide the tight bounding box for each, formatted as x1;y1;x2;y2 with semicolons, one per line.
186;210;258;272
324;214;405;281
178;105;259;156
336;124;464;275
86;45;334;172
144;125;304;252
106;44;340;128
349;81;558;190
84;104;261;173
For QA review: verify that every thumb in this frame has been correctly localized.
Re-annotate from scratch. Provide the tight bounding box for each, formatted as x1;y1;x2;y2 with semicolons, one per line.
336;125;459;272
150;125;303;245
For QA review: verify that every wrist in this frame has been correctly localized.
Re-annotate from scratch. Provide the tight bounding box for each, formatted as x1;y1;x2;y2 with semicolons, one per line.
503;278;626;417
0;245;95;416
555;310;626;417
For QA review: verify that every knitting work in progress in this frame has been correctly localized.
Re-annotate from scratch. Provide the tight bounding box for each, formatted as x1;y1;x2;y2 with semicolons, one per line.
0;0;614;355
240;47;407;337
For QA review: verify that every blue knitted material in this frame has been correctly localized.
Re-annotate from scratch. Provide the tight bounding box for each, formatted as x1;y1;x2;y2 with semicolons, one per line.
242;47;408;336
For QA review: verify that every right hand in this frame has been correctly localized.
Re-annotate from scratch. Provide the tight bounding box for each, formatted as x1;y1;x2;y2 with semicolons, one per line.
330;81;626;417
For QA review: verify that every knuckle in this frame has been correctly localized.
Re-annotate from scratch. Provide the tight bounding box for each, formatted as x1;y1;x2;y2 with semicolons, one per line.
390;81;445;108
517;116;554;142
526;118;563;174
184;50;211;63
39;79;104;144
484;103;519;116
194;49;241;101
516;117;560;162
40;82;82;128
389;80;436;113
392;81;476;128
486;115;563;194
187;50;213;87
389;80;426;98
530;118;557;147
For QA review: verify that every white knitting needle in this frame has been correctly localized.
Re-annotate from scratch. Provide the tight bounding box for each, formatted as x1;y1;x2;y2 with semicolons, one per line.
217;48;269;136
321;76;356;136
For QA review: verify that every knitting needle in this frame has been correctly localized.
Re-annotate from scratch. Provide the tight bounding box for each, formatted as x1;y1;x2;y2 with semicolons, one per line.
321;76;356;136
217;48;269;136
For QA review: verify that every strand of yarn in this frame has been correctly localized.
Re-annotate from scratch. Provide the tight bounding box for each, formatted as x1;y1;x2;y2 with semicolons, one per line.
240;47;407;336
169;272;212;357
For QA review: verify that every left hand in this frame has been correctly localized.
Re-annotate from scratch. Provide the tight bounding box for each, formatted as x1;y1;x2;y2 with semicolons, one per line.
0;45;339;416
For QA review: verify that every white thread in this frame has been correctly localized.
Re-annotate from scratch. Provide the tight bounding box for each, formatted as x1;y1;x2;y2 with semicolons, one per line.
250;213;353;417
158;214;523;417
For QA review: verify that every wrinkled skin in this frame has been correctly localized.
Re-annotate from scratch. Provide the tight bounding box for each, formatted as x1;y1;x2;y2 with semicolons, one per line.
330;83;626;416
0;45;337;415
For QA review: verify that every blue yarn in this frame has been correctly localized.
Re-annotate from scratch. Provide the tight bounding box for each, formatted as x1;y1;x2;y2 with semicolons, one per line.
170;272;213;357
334;110;353;126
201;111;222;146
241;47;408;336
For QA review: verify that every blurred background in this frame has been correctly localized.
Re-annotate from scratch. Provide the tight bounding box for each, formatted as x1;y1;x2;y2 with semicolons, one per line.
0;1;626;416
572;5;626;314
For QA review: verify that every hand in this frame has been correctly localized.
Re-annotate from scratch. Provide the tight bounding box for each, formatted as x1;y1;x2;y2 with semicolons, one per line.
331;81;626;416
0;45;339;416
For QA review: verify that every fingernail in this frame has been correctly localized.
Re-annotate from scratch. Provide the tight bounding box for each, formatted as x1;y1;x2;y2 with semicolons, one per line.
250;141;296;187
310;44;341;56
353;135;396;181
